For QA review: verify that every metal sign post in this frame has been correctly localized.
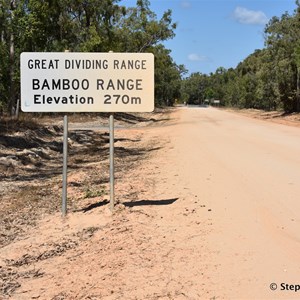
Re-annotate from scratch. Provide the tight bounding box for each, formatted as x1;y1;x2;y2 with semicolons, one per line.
62;115;68;216
109;113;115;211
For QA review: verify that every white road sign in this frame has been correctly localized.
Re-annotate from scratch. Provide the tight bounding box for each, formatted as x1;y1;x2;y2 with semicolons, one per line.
21;52;154;112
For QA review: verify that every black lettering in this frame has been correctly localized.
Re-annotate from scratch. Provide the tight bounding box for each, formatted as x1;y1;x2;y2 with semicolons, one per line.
82;79;89;90
46;97;52;104
65;60;71;69
35;60;41;69
33;94;94;105
104;95;111;104
95;60;101;69
28;59;34;69
114;60;119;69
28;59;59;69
85;60;91;69
141;60;146;69
52;80;61;90
76;60;81;69
136;79;142;90
64;59;109;69
97;79;104;90
115;95;121;104
128;60;134;69
32;79;40;90
107;79;115;90
97;60;108;69
53;97;60;104
122;95;130;104
48;59;59;69
34;94;41;104
62;97;68;104
113;59;147;70
69;95;74;104
42;80;50;90
63;79;70;90
96;79;143;90
72;79;79;90
126;79;134;90
116;79;125;90
41;60;47;69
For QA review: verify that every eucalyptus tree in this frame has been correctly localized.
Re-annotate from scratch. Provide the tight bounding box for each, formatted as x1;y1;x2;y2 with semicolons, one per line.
264;2;300;112
0;0;182;113
0;0;11;112
0;0;18;113
153;44;186;106
115;0;176;53
180;72;209;105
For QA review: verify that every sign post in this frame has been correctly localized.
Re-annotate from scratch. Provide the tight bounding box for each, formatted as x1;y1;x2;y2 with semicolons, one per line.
62;115;68;216
20;52;154;214
109;113;115;211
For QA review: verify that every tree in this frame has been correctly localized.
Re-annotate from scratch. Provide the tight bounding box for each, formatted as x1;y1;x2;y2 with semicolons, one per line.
0;0;11;112
152;45;186;106
264;6;300;112
115;0;176;53
181;72;210;105
0;0;182;114
179;2;300;112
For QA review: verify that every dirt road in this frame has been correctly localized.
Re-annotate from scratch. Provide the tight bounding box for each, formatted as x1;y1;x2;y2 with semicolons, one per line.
154;106;300;299
1;107;300;299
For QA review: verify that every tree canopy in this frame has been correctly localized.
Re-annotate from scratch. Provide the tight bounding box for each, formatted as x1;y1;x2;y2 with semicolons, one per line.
182;1;300;112
2;0;300;115
0;0;183;114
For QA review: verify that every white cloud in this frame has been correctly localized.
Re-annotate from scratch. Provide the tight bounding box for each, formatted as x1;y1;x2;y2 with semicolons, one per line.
233;6;268;25
188;53;208;62
181;1;191;9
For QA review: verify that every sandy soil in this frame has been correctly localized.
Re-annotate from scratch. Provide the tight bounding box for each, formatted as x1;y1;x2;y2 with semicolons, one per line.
1;107;300;299
224;108;300;128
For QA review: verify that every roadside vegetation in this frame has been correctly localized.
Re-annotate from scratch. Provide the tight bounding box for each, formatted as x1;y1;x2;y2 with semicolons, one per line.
1;0;300;116
0;0;185;115
182;1;300;113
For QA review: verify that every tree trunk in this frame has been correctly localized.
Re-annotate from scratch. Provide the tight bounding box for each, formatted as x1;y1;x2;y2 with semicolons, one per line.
297;66;300;112
8;1;16;116
9;30;15;115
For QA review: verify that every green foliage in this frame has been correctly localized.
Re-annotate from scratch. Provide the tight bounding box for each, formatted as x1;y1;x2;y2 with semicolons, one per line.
153;45;186;106
83;186;106;199
0;0;183;114
181;1;300;112
181;72;209;104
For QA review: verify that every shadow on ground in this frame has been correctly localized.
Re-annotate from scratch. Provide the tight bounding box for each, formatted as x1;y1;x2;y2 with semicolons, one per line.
78;198;178;213
123;198;178;207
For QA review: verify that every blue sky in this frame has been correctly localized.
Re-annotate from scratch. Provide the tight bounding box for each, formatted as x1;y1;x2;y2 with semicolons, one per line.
121;0;297;75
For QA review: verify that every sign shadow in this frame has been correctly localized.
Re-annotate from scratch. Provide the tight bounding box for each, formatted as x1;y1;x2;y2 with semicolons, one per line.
77;198;178;213
123;198;178;207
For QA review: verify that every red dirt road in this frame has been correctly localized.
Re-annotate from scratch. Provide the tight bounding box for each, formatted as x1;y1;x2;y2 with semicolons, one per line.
1;107;300;299
162;107;300;299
